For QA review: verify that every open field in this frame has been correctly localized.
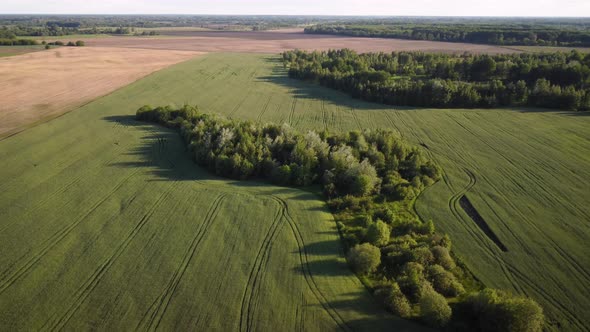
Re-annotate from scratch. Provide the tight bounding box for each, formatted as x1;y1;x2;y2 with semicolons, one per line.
0;47;200;139
0;73;427;331
11;52;582;331
0;45;46;58
81;29;521;54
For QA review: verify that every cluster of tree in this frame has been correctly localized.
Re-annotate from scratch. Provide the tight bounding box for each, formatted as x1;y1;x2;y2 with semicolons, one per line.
335;193;543;330
305;24;590;47
136;104;545;330
42;40;85;47
0;38;38;46
134;30;159;36
283;49;590;111
136;105;440;198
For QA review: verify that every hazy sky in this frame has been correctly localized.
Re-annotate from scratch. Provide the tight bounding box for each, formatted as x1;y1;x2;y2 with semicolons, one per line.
2;0;590;17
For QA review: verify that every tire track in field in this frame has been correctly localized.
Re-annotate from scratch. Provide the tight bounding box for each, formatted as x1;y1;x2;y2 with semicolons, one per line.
321;99;328;132
449;114;590;287
256;95;273;123
381;111;404;138
45;181;181;332
229;93;250;119
446;169;525;295
288;98;297;125
505;264;589;332
270;196;351;332
0;169;142;295
137;193;227;332
239;202;285;332
349;108;362;130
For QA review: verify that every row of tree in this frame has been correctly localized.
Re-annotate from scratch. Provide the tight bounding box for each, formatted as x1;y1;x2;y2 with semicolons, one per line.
136;105;544;331
305;24;590;47
283;49;590;111
136;105;440;198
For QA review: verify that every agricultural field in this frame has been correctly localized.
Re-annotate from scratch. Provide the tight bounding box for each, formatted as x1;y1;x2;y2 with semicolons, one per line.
82;29;520;54
0;47;200;138
1;49;589;331
0;45;46;57
0;73;426;331
7;52;580;331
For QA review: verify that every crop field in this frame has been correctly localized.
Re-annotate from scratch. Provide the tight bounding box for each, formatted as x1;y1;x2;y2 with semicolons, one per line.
0;56;427;330
11;52;581;331
82;29;520;54
0;45;46;58
0;47;200;139
1;52;588;331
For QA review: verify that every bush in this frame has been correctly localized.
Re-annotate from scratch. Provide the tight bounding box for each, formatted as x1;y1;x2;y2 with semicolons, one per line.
347;243;381;275
427;264;464;297
431;245;455;270
75;40;85;46
420;287;452;327
366;219;390;246
374;282;412;318
458;289;544;332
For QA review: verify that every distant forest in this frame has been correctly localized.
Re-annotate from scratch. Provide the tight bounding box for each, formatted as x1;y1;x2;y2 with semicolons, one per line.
305;18;590;47
283;49;590;111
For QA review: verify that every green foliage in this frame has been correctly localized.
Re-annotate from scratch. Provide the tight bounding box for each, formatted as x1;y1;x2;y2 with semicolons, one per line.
365;219;390;246
305;22;590;47
374;282;412;318
136;105;440;197
419;286;452;327
454;289;544;332
347;243;381;274
283;49;590;111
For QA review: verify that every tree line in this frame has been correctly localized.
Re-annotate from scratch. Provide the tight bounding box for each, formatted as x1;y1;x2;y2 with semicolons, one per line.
305;24;590;47
136;105;544;331
283;49;590;111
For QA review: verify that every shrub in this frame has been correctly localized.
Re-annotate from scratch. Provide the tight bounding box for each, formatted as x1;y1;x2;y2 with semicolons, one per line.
374;282;412;318
420;287;452;327
366;219;390;246
458;289;544;332
427;264;464;297
75;40;85;46
431;245;455;270
347;243;381;275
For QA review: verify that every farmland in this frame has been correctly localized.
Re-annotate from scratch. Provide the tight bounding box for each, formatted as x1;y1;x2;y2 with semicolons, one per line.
6;52;581;331
0;47;589;332
0;47;200;138
0;73;425;330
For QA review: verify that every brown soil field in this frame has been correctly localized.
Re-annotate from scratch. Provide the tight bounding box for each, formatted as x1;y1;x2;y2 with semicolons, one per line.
0;47;201;139
84;29;519;54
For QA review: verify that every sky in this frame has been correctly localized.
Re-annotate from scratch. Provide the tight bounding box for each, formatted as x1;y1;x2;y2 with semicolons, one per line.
2;0;590;17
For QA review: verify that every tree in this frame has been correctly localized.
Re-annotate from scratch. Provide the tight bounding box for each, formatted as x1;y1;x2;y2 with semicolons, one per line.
420;287;452;327
347;243;381;274
366;220;390;246
75;40;85;46
374;282;412;318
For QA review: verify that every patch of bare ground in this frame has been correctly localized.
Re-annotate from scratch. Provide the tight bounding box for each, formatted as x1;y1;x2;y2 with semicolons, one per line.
83;29;520;55
0;47;201;138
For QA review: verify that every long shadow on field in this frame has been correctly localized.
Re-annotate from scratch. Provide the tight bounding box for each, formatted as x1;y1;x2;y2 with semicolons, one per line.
102;114;430;332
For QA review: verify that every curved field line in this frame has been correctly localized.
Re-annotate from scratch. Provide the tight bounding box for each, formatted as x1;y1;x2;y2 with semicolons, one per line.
256;95;273;123
446;169;526;295
45;181;181;331
270;196;351;332
0;169;142;295
349;108;362;130
229;94;250;119
505;264;589;332
239;201;284;332
288;98;297;125
136;193;227;332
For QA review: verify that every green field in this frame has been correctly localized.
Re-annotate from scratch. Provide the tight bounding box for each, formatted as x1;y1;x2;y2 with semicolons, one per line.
1;52;588;331
0;55;427;330
0;45;46;57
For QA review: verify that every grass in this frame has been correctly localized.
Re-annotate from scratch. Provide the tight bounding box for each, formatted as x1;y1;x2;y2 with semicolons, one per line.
0;45;46;57
1;52;588;331
33;52;584;331
0;57;425;330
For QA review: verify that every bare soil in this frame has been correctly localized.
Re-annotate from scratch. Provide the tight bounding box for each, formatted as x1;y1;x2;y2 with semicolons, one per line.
0;47;201;138
83;29;519;54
